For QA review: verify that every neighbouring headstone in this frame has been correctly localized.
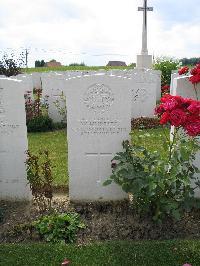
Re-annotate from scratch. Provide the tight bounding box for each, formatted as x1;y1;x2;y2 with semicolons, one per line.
66;74;132;201
0;78;31;200
172;75;200;197
31;72;42;90
41;73;66;123
130;69;157;118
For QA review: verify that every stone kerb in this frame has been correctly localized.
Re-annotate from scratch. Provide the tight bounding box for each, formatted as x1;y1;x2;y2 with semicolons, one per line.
0;78;31;200
65;73;132;202
172;75;200;197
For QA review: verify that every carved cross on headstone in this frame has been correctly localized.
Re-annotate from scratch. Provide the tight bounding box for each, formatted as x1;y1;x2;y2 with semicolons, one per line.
85;152;113;186
138;0;153;55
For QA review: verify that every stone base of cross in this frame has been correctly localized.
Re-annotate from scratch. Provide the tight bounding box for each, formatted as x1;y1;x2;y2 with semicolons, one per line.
136;54;152;69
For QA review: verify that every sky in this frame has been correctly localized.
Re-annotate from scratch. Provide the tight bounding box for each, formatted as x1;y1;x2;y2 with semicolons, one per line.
0;0;199;67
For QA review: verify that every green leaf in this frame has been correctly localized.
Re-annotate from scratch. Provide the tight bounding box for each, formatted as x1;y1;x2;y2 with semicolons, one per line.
103;179;112;186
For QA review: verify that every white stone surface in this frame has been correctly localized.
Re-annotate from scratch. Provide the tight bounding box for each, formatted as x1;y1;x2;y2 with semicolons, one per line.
41;74;66;123
136;54;152;69
172;75;200;197
0;78;31;200
31;72;42;89
129;69;157;118
66;74;132;202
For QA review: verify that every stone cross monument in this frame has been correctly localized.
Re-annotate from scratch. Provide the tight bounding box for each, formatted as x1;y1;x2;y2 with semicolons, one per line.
137;0;153;68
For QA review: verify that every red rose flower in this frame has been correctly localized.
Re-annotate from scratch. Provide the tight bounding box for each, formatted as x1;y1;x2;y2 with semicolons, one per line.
187;101;200;114
170;108;187;127
178;66;189;75
160;112;170;124
161;84;170;93
163;97;179;111
184;117;200;136
155;104;165;114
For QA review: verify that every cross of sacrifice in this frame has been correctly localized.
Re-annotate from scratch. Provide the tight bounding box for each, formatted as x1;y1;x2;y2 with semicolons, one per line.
138;0;153;55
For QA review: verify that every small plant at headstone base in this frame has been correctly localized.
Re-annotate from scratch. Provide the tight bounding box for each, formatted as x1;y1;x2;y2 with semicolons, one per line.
33;212;85;243
178;63;200;100
153;57;180;87
25;150;53;212
53;91;67;125
104;94;200;222
25;89;53;132
0;52;25;76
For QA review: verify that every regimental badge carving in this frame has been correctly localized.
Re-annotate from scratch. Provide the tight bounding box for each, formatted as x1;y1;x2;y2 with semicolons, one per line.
132;88;149;103
84;84;114;113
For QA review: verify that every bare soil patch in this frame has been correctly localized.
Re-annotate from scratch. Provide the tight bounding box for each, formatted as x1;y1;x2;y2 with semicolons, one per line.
1;195;200;244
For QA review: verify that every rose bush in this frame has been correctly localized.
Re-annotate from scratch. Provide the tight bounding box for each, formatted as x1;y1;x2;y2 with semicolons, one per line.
104;94;200;222
178;63;200;100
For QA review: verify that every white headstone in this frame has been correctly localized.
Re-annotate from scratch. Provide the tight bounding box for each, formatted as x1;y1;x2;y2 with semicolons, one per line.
130;69;157;118
66;74;132;202
0;78;31;200
172;75;200;197
41;74;66;123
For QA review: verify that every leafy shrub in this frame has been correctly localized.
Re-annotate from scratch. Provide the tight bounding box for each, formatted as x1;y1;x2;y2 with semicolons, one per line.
34;213;85;243
131;117;160;129
27;115;53;132
153;57;180;87
0;52;24;76
26;150;53;212
104;135;200;222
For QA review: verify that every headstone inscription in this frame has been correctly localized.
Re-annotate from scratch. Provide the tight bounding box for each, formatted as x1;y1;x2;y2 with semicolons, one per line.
65;74;132;201
0;78;31;200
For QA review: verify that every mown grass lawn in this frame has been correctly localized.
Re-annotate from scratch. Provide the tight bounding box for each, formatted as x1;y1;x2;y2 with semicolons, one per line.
27;127;170;188
0;240;199;266
28;129;68;188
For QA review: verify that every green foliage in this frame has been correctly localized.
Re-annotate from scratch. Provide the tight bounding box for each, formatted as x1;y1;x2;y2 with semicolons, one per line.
35;60;45;67
153;57;180;86
0;52;25;76
34;213;85;243
27;115;54;132
180;57;200;66
68;62;86;66
26;150;53;212
104;131;200;222
23;65;133;73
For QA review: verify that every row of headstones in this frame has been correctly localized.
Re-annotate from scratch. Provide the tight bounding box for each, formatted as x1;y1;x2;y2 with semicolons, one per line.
1;72;198;201
14;69;161;122
0;72;159;201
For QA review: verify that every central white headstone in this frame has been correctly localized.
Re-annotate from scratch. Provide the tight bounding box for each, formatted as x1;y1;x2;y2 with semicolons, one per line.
66;74;132;202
